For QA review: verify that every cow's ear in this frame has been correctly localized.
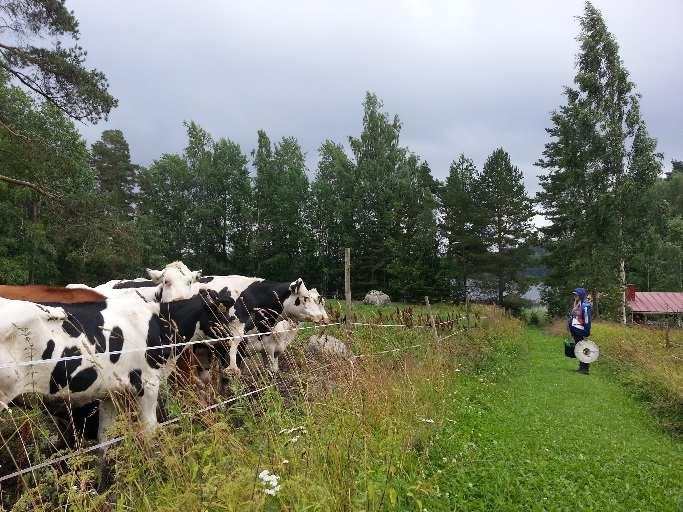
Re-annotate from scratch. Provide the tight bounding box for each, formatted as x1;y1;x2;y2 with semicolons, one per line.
217;288;232;301
192;270;202;281
289;278;304;295
147;268;163;283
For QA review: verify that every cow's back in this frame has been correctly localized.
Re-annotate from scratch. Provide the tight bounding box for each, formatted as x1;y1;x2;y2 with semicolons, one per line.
0;296;162;405
0;285;106;304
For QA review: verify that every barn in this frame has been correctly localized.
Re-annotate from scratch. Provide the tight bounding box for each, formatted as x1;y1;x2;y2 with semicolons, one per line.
626;284;683;325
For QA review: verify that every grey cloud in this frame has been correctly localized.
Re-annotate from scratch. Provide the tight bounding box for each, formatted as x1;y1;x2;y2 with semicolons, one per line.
70;0;682;196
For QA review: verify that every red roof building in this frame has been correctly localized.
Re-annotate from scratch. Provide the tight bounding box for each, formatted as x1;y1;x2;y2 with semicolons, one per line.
626;285;683;315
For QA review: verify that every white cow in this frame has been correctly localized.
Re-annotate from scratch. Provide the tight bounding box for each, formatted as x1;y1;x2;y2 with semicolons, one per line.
0;287;240;442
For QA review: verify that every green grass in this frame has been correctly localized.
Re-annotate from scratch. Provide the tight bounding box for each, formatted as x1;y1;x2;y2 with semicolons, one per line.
6;311;682;511
419;327;682;511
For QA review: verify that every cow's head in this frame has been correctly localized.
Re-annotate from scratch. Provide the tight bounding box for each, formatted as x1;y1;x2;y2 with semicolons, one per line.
147;261;201;302
283;278;329;323
198;288;244;338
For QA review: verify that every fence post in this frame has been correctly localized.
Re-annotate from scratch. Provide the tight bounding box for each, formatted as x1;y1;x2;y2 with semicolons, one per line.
345;248;352;330
425;296;439;342
465;294;471;330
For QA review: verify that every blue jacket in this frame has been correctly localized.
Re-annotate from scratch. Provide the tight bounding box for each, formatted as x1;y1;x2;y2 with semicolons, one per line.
567;287;592;337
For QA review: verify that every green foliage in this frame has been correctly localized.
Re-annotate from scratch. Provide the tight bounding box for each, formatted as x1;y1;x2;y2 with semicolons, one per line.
537;1;665;318
478;148;534;302
252;132;310;280
310;92;443;300
0;0;117;126
440;154;483;300
0;71;104;284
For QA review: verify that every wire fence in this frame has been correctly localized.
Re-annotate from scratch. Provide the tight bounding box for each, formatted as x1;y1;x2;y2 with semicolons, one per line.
0;315;480;370
0;317;470;488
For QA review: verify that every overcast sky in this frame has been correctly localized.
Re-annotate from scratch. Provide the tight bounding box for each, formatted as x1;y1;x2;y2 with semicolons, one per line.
70;0;682;197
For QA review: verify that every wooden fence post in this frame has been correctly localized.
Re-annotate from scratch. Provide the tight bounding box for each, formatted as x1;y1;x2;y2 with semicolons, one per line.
425;296;439;342
345;248;352;330
465;294;471;330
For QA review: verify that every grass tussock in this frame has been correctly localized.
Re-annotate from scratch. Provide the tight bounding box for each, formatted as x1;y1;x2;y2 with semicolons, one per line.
1;303;523;510
548;318;683;435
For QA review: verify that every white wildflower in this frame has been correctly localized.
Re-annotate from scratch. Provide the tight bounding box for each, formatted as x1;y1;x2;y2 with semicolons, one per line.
278;425;306;435
419;418;435;424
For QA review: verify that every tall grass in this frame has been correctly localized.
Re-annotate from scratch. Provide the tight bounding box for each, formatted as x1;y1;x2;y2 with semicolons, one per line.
2;303;522;510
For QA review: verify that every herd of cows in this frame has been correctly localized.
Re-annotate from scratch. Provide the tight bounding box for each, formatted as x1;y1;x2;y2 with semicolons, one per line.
0;262;329;446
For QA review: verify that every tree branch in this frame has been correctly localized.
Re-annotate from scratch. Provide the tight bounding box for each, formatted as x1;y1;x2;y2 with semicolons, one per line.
0;173;59;199
0;47;85;122
0;116;32;142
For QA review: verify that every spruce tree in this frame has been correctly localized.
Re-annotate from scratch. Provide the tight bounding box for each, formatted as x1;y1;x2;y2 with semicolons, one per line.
478;148;533;303
440;154;484;300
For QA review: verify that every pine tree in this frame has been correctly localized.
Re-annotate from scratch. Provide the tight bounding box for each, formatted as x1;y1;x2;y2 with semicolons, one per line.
91;129;137;215
0;0;116;126
478;148;533;303
537;1;662;320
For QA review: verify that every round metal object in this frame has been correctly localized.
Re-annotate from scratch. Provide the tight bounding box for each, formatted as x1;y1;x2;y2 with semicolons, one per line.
574;339;599;364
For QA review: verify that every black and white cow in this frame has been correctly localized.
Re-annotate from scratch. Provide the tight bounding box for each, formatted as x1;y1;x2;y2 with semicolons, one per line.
76;273;329;376
68;261;203;303
198;277;329;374
0;288;239;442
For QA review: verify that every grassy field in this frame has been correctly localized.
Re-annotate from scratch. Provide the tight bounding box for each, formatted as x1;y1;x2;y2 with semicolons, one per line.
5;304;682;511
548;319;683;435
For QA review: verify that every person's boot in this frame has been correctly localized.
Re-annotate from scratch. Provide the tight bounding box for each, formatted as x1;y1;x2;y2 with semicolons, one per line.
577;362;590;375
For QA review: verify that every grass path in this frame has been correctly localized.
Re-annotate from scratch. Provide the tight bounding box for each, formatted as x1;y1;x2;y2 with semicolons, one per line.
425;327;682;511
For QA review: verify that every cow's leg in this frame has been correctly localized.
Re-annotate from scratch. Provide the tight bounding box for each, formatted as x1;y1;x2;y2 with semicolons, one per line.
227;339;241;375
96;399;119;491
260;336;278;373
97;398;118;444
220;339;242;378
137;381;160;433
194;345;212;386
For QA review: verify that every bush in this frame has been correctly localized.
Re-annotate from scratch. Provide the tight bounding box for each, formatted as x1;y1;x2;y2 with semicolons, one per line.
520;306;547;325
501;295;532;317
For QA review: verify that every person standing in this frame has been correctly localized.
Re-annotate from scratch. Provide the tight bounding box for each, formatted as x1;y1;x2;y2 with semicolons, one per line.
567;287;592;374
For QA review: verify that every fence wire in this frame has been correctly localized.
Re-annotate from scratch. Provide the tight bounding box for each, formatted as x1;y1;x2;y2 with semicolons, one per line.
0;319;466;486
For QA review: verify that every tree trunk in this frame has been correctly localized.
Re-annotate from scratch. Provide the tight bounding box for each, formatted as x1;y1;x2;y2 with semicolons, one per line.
620;257;627;325
28;201;38;284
